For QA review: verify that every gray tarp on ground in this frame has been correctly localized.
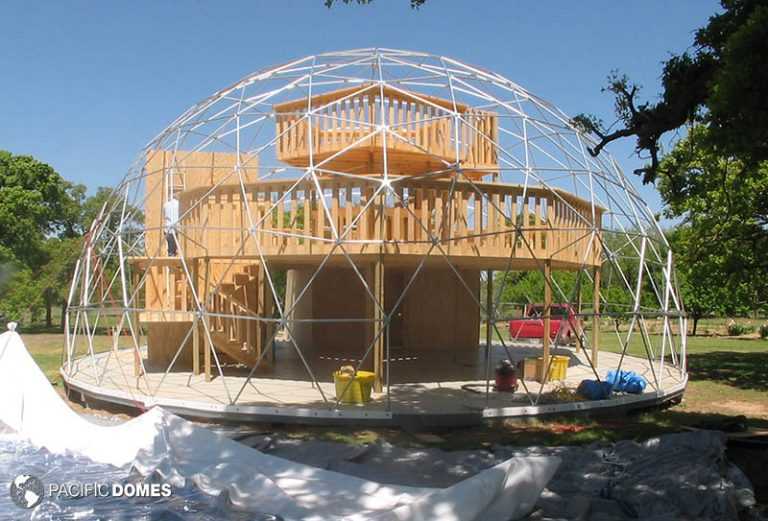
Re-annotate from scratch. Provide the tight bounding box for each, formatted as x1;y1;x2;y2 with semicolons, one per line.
237;430;758;521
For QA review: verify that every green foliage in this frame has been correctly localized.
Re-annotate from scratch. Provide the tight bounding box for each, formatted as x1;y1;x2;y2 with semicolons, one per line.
0;150;128;326
759;323;768;339
661;127;767;329
0;263;43;323
726;321;753;336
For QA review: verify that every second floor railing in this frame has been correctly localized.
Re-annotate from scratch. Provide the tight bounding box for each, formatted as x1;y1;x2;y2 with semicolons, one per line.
174;177;602;267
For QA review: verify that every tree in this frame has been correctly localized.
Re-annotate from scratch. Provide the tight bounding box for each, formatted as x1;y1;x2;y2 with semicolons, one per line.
39;238;82;328
574;0;768;184
0;151;86;326
661;127;768;328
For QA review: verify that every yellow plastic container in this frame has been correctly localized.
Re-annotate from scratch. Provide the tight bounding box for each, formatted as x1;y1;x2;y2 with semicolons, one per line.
537;355;570;381
333;370;375;404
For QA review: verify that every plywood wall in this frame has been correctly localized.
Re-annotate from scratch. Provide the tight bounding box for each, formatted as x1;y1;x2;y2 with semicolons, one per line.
286;265;481;358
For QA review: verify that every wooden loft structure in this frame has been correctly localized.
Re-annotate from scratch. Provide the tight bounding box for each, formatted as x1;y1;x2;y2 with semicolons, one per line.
131;85;604;392
273;83;499;177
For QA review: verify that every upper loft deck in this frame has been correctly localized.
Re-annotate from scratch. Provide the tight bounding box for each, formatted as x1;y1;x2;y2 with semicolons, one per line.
273;83;498;178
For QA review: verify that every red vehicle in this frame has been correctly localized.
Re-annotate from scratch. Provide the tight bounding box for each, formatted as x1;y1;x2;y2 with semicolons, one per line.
508;304;582;344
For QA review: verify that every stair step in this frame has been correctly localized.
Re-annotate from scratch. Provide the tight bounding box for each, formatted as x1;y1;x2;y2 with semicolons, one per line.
233;273;252;285
209;330;260;367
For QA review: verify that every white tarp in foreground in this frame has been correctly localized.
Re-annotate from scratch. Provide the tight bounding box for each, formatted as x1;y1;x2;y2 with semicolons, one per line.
0;329;559;521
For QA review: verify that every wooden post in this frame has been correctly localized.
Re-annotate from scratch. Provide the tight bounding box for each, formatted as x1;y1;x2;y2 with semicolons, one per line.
192;314;200;376
540;260;552;383
202;314;212;382
575;276;582;354
485;270;493;396
485;270;493;345
592;266;601;367
373;259;384;393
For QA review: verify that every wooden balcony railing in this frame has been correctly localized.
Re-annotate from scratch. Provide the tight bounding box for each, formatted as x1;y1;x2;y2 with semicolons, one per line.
175;177;602;269
274;84;498;177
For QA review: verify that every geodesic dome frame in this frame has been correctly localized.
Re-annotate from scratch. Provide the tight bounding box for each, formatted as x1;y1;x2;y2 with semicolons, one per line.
61;48;687;422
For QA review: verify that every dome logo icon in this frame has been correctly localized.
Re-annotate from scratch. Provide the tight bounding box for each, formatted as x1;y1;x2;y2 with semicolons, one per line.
9;474;44;509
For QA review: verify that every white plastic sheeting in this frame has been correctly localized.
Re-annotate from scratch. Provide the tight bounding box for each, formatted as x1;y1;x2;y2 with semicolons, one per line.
0;329;559;520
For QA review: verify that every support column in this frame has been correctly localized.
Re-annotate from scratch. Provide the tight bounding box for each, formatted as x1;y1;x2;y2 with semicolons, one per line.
191;258;200;376
484;270;493;397
373;260;384;393
204;316;212;382
592;266;601;367
485;270;493;344
256;263;275;365
539;260;552;382
192;315;200;376
575;276;582;353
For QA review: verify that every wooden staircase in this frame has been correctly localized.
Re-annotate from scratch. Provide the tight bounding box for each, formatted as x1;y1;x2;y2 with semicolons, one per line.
204;262;275;372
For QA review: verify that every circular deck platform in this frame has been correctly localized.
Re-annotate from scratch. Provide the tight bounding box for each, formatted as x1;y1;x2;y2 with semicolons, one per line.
62;343;686;427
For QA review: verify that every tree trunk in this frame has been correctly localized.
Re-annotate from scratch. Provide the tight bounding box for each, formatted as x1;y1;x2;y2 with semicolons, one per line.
45;299;52;328
692;316;699;336
60;300;68;331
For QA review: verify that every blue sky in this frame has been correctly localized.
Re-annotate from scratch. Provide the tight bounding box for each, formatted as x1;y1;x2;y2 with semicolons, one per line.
0;1;719;215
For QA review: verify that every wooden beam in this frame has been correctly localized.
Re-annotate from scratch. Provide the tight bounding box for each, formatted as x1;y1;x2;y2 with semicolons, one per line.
192;315;200;376
485;270;493;366
373;259;384;393
540;260;552;383
592;266;601;367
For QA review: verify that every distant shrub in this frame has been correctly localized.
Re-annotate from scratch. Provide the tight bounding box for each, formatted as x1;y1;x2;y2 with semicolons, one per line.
727;322;752;336
760;323;768;339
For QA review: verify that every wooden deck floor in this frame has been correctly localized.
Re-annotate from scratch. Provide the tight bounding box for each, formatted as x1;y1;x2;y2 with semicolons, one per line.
63;340;686;422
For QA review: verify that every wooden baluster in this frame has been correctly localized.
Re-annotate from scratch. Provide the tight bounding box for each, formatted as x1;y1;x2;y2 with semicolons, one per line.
403;101;410;149
413;188;422;243
511;194;518;250
462;114;469;165
261;190;271;250
481;113;488;166
359;98;367;143
345;183;353;242
276;190;284;251
303;187;311;253
288;188;296;252
490;191;500;253
522;196;530;255
331;184;340;242
316;186;325;243
360;186;369;244
475;190;483;246
444;117;451;158
393;185;402;250
456;189;467;248
425;188;434;244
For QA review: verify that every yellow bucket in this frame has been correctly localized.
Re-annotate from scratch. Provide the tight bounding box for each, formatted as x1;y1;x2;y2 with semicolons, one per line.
537;355;570;381
333;370;375;404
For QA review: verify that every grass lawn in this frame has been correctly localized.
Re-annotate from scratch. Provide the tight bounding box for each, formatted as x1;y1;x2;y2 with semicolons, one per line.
22;332;114;383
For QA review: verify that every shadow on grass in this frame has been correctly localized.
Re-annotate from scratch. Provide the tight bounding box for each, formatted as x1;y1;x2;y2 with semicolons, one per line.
687;350;768;391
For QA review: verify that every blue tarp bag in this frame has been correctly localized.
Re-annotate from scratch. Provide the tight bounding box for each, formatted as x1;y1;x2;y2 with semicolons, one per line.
605;370;647;394
576;379;613;400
